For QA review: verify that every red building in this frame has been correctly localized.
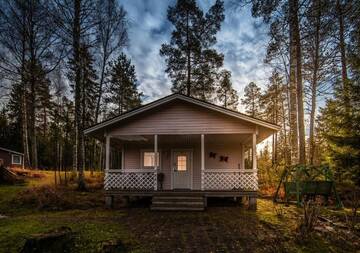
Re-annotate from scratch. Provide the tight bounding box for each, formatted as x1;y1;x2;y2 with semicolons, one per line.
0;147;24;169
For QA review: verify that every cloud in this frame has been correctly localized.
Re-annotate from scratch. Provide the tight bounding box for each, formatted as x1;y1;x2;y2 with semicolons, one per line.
122;0;271;104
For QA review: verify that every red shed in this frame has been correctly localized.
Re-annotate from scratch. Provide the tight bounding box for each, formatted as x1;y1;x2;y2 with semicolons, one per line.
0;147;24;169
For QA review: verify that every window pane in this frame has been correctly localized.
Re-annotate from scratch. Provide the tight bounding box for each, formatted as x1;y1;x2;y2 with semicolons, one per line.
177;156;187;171
12;155;21;164
143;152;159;167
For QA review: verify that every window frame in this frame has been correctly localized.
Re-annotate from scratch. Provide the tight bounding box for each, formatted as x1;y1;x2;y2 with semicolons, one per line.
176;155;187;171
11;154;22;165
140;149;161;169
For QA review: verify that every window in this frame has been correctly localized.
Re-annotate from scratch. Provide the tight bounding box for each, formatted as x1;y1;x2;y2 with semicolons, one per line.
12;155;22;165
177;155;187;171
142;151;160;168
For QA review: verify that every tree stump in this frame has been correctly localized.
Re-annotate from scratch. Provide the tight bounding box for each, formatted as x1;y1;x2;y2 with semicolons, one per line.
21;226;74;253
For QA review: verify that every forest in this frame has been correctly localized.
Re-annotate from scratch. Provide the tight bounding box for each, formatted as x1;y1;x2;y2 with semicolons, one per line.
0;0;359;190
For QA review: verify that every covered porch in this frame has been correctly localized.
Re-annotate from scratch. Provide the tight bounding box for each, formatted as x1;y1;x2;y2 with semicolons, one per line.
104;133;259;193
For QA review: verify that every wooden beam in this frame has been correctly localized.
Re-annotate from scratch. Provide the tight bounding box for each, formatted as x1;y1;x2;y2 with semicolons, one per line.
154;134;158;190
121;145;125;170
105;134;110;171
252;133;257;171
241;144;245;170
201;134;205;191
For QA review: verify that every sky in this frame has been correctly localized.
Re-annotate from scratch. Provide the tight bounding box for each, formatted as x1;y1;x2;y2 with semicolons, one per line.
121;0;272;106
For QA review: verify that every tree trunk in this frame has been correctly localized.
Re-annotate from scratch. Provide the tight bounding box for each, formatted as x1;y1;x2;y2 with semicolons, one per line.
73;0;86;190
186;12;191;96
20;25;30;168
309;0;321;165
273;82;279;165
28;1;38;170
336;0;350;112
294;0;306;165
288;0;299;165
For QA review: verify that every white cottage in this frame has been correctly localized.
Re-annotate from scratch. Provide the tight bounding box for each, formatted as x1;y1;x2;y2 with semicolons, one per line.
85;93;280;210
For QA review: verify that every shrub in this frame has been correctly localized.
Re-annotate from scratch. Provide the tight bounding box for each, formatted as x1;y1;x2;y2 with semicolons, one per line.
16;185;71;210
297;200;321;242
343;187;360;231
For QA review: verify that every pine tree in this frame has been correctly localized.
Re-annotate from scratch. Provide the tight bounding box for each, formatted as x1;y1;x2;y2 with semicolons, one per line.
160;0;224;100
216;70;238;110
105;53;142;117
241;82;262;118
261;71;286;165
318;82;360;185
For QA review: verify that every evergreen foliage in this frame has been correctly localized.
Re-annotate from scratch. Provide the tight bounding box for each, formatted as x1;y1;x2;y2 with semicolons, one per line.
241;82;262;117
216;70;238;110
105;53;142;117
160;0;225;100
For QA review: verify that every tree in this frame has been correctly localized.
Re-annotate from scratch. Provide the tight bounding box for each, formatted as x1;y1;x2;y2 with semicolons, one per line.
105;53;142;117
249;0;307;164
261;71;285;165
160;0;224;100
0;0;61;168
53;0;97;189
241;82;262;117
318;82;360;185
216;70;238;110
302;0;335;165
68;43;99;176
94;0;128;123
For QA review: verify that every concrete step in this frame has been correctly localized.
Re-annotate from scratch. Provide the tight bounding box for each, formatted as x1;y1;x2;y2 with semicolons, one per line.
152;201;204;207
154;192;203;197
150;206;205;211
152;196;203;202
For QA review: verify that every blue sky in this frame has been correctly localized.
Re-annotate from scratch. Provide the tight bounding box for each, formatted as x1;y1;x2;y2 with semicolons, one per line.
122;0;272;105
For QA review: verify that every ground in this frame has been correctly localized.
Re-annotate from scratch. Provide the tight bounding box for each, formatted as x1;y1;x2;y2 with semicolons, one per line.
0;171;359;253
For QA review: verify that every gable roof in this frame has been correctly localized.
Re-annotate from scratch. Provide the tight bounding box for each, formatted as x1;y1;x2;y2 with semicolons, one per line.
0;147;24;156
84;93;281;135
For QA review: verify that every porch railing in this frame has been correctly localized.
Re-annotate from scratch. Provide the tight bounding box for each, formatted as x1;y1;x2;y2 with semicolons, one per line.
104;169;156;190
104;169;258;191
202;169;258;191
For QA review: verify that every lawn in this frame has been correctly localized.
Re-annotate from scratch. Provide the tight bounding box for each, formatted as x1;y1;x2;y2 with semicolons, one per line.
0;172;359;253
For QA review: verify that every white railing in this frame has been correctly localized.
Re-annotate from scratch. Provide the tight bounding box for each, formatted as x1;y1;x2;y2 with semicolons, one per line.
104;169;156;190
203;169;258;191
105;168;258;191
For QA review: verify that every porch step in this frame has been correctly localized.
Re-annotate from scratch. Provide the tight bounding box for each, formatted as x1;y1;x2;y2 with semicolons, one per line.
151;193;205;211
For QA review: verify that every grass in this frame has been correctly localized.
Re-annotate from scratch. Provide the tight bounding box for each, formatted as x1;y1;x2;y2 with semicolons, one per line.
0;171;359;252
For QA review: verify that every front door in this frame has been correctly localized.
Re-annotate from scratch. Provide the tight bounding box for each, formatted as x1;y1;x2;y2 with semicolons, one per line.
172;150;192;189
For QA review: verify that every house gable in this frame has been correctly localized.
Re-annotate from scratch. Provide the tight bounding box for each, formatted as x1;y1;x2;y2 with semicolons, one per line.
108;99;256;136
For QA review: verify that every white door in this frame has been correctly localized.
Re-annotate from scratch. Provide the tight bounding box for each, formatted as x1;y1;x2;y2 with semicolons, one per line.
172;150;192;189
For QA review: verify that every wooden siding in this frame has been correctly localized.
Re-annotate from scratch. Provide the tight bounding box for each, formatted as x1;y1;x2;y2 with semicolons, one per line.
119;138;244;190
109;100;255;136
0;149;23;169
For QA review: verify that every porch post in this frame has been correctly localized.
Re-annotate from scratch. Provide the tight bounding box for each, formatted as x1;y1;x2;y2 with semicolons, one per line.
105;134;110;171
201;134;205;191
241;144;245;170
121;145;125;170
252;133;257;171
249;133;258;210
154;134;158;191
104;134;114;208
